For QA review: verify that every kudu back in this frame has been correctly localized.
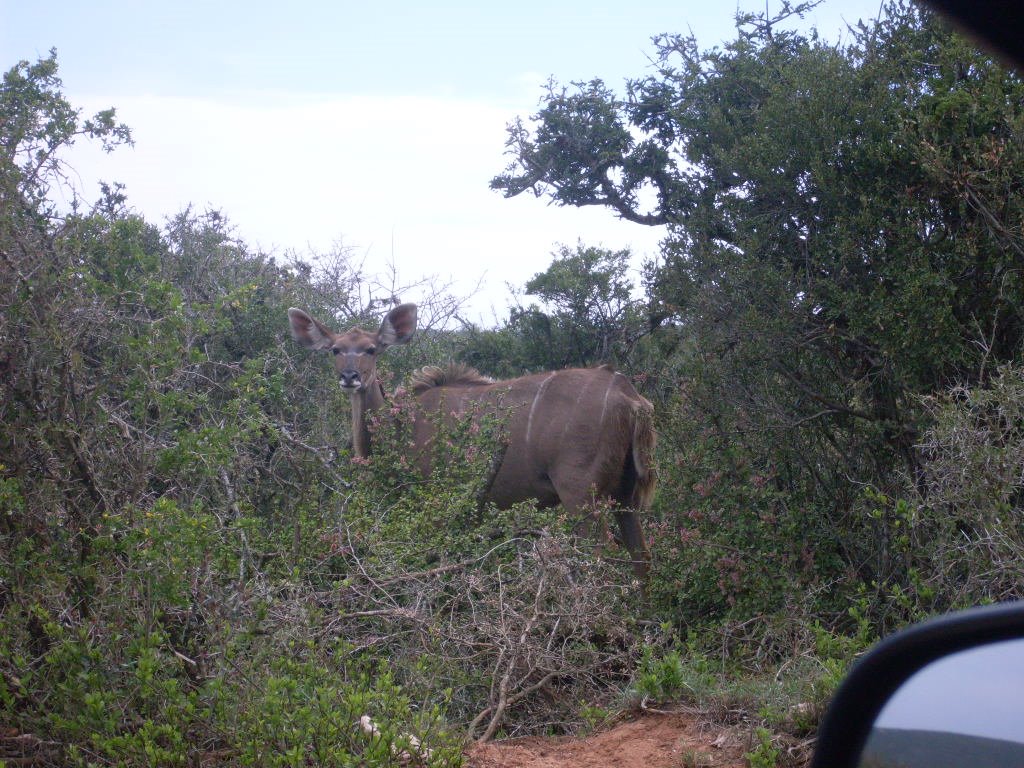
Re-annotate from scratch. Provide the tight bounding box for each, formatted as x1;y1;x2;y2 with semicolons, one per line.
288;303;654;578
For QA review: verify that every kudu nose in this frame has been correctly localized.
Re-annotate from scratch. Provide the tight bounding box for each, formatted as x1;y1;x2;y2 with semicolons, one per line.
339;370;361;389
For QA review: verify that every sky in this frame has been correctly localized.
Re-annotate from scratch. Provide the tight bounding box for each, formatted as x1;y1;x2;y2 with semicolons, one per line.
872;637;1024;744
2;0;886;324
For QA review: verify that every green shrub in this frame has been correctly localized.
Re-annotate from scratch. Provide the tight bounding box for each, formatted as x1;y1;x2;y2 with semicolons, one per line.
744;727;781;768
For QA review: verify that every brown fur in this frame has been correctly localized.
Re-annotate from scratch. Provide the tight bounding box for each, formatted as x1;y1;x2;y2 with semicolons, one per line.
409;363;494;395
288;304;655;579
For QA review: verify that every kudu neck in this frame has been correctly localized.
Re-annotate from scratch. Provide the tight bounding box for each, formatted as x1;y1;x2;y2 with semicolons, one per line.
350;378;387;459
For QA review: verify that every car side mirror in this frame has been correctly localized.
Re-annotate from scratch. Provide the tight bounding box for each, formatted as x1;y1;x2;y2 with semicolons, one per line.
811;601;1024;768
861;637;1024;766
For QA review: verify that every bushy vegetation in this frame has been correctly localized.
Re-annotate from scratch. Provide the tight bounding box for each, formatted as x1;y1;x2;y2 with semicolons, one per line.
3;2;1024;764
0;52;645;767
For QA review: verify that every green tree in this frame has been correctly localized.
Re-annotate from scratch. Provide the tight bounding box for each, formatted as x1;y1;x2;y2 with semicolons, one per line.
0;49;131;213
459;243;648;375
524;243;644;363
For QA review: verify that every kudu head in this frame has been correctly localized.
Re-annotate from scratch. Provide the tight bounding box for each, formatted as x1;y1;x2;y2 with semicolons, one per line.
287;304;417;394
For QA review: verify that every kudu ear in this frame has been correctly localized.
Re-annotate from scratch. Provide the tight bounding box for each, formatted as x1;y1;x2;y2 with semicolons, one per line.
288;308;335;350
378;303;417;348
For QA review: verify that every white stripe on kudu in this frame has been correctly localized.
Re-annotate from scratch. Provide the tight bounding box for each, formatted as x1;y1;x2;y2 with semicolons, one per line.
525;372;558;445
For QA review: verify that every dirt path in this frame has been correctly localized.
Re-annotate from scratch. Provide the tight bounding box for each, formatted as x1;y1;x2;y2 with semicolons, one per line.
465;712;755;768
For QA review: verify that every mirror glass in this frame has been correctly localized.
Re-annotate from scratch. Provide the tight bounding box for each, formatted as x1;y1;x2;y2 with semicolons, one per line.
859;637;1024;767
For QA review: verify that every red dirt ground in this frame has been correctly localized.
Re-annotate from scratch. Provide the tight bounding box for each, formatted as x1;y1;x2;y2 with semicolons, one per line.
464;712;760;768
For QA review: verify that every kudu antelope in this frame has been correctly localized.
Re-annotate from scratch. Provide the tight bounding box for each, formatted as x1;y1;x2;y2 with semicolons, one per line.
288;303;654;578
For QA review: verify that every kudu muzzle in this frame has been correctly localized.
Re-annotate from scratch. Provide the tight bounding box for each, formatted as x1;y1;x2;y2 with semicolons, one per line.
339;368;361;390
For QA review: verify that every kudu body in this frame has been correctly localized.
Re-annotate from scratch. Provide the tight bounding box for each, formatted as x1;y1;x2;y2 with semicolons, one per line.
288;303;654;577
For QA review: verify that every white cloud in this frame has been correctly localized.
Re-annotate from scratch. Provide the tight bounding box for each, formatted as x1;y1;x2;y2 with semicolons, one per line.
67;90;665;323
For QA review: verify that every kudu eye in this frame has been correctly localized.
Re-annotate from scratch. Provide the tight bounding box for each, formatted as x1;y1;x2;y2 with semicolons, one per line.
365;346;376;355
331;348;340;356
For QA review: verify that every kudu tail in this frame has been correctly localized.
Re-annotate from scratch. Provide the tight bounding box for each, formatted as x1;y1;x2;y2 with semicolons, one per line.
628;398;657;510
614;397;656;581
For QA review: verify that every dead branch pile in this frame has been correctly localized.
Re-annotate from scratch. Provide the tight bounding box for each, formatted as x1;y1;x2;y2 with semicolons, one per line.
308;530;644;741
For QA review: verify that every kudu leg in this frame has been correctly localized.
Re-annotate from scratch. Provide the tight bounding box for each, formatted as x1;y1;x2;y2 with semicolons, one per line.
613;508;651;581
570;506;609;546
554;478;649;581
554;483;611;550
